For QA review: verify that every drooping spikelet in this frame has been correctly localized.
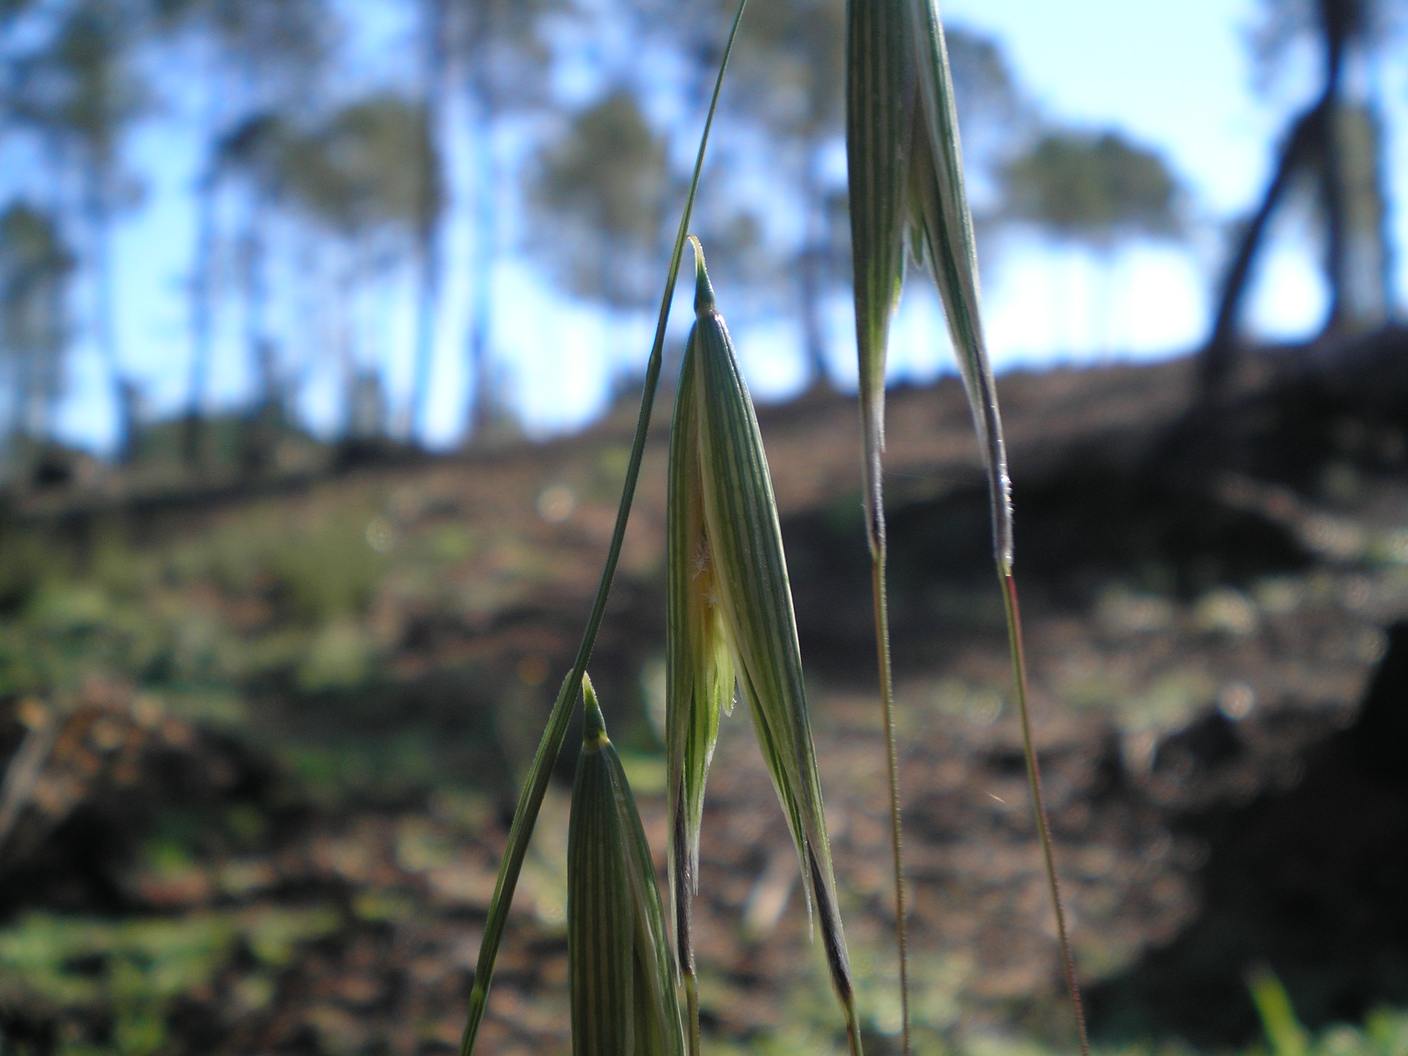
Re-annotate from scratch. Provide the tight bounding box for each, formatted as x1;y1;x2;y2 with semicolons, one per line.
846;0;1012;569
666;238;860;1050
846;0;915;555
665;294;735;993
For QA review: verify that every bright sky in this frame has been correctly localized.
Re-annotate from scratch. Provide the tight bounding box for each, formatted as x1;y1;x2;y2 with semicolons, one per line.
40;0;1408;452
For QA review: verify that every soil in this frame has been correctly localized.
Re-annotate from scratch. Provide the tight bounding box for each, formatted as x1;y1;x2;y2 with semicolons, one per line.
1;332;1407;1054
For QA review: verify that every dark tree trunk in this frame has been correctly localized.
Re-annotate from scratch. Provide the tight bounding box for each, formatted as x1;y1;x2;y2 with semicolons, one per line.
796;145;830;389
409;0;448;444
337;251;359;441
1199;104;1326;395
464;66;500;440
239;187;279;475
1199;0;1355;398
183;58;226;470
183;166;217;467
1366;102;1397;320
86;181;134;463
1314;0;1350;338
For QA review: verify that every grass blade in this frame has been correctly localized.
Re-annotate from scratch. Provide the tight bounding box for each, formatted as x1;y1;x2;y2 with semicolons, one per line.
456;4;750;1050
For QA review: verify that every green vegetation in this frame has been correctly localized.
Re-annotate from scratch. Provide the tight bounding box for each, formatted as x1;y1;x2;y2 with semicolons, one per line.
0;908;339;1055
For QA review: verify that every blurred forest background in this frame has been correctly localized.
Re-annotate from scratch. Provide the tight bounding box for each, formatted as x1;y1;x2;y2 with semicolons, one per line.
1;0;1408;1054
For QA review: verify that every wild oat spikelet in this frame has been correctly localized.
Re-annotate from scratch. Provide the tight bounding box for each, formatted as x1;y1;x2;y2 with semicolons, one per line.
666;239;861;1052
847;0;1012;568
569;675;685;1056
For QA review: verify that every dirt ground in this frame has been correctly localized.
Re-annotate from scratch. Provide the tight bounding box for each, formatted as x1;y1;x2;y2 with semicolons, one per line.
2;336;1407;1054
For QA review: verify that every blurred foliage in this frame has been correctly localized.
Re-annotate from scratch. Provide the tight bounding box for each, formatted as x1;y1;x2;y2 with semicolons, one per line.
0;505;388;704
0;907;339;1055
528;87;670;313
999;130;1184;249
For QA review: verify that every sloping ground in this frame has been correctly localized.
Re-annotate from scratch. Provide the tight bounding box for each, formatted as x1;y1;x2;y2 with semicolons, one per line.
1;337;1407;1054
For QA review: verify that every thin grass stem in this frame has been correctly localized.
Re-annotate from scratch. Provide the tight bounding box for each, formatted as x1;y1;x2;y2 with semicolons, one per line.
999;569;1090;1056
845;1003;865;1056
456;5;749;1050
684;973;702;1056
869;534;910;1055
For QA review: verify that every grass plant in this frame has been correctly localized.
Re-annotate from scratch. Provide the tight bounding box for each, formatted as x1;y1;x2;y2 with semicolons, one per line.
455;5;749;1051
458;0;1087;1052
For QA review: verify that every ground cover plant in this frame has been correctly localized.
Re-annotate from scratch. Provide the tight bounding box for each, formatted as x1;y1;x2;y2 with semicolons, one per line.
456;2;1086;1053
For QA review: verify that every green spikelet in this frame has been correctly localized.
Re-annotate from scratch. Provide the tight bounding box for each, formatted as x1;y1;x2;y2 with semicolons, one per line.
667;238;862;1053
569;675;686;1056
847;0;915;555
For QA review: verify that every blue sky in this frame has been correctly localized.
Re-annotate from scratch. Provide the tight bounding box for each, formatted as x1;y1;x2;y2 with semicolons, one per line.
29;0;1408;452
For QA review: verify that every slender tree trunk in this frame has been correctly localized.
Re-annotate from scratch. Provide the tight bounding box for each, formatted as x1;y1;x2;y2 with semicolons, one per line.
1315;7;1349;338
409;0;448;444
796;143;830;389
464;95;499;440
1365;102;1396;320
1318;115;1349;335
1361;61;1397;320
1200;0;1352;397
86;179;133;462
10;349;33;450
337;249;358;441
239;187;277;473
184;166;217;466
463;6;501;442
1199;104;1326;395
241;191;272;410
183;57;225;469
39;132;68;459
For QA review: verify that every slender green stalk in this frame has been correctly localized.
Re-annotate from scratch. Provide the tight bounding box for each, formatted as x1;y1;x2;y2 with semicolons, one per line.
870;543;910;1054
1000;570;1089;1056
845;1004;865;1056
683;973;703;1056
456;5;749;1050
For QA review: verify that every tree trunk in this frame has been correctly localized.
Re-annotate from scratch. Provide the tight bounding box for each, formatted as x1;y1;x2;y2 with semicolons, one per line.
796;144;830;389
1199;103;1326;396
464;103;499;439
1314;0;1350;338
86;179;133;462
1366;102;1396;321
337;250;359;441
461;0;505;442
1199;0;1351;398
239;187;278;474
183;58;225;470
183;166;217;467
409;0;448;444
